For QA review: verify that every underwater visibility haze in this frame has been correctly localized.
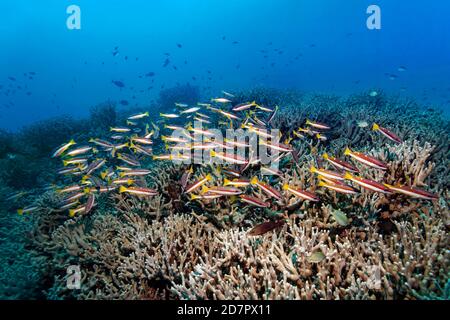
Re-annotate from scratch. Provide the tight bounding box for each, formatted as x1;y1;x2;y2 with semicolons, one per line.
0;0;449;301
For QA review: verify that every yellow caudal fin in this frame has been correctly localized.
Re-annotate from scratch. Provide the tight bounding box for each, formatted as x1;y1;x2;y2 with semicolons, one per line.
229;195;238;204
144;111;149;116
201;186;209;194
250;176;258;185
119;186;127;193
306;119;312;125
190;194;200;200
69;139;76;145
282;183;289;191
210;150;216;157
119;172;126;178
344;172;353;180
83;188;91;194
322;153;329;160
17;209;24;215
69;210;76;218
223;178;231;186
318;181;326;187
100;171;107;180
372;123;379;131
344;147;352;156
205;174;213;181
310;166;317;173
127;179;134;186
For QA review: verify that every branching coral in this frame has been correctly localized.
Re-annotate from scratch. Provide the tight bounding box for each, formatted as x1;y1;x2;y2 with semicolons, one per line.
2;88;448;300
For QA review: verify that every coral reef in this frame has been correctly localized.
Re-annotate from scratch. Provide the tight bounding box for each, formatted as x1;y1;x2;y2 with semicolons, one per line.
0;89;448;300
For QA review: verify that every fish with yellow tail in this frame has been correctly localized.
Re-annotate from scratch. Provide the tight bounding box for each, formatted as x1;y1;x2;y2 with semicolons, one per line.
127;111;149;120
344;173;391;193
344;147;388;170
282;183;320;202
383;184;438;200
223;178;250;188
69;206;86;217
52;139;76;158
322;153;359;173
201;186;243;196
211;97;231;103
306;119;331;130
372;123;402;144
210;150;248;165
152;154;174;161
250;177;283;201
317;180;358;195
111;178;134;186
119;169;151;177
190;193;222;201
185;174;213;193
232;101;257;112
119;186;158;197
240;195;270;208
159;113;180;119
17;206;39;215
310;166;345;180
110;127;131;133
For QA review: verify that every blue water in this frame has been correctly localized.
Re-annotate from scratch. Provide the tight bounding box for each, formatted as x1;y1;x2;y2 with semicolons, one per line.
1;0;449;131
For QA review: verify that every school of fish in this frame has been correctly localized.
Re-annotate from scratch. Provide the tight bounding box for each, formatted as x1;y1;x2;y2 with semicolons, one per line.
16;92;439;229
